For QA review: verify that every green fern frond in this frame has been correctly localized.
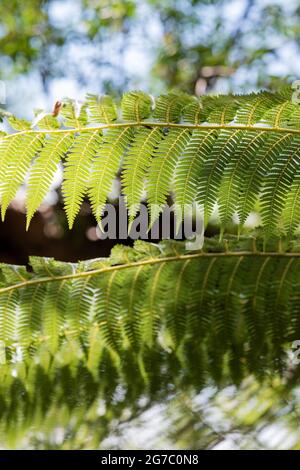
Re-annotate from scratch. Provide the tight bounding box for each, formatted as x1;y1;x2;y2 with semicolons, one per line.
148;128;191;226
0;238;299;442
121;91;152;121
62;130;102;228
89;127;134;223
26;134;74;228
0;237;298;374
0;89;300;235
86;93;117;124
174;129;217;221
198;129;243;226
261;135;300;234
1;134;44;220
122;127;163;221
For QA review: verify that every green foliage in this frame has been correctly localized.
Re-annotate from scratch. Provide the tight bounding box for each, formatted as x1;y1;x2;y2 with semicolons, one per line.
0;237;300;447
1;88;300;447
0;237;300;383
1;90;300;236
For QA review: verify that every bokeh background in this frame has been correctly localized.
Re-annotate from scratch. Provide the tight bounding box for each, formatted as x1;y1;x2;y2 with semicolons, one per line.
1;0;300;264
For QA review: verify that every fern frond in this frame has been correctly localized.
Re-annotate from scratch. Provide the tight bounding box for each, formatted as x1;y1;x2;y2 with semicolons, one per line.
26;134;74;228
0;238;299;442
122;127;163;221
86;93;117;124
89;127;134;223
1;134;44;220
198;129;242;226
0;89;300;235
237;132;293;225
261;135;300;234
121;91;152;121
62;131;102;228
0;237;298;375
174;129;217;220
148;128;191;226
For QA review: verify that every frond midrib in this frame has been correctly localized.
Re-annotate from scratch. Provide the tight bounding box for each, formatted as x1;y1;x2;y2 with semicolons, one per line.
3;122;300;140
2;248;300;295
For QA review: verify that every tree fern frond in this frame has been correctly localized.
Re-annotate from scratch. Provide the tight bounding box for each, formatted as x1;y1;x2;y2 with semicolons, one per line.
26;133;74;228
0;238;299;438
238;132;294;225
197;129;243;225
62;131;102;228
121;91;152;121
147;128;191;226
122;127;163;221
0;90;299;235
0;134;25;199
89;127;134;223
175;129;217;220
218;131;266;225
86;93;117;124
153;92;193;123
61;98;87;128
261;135;300;234
0;134;45;220
0;237;298;373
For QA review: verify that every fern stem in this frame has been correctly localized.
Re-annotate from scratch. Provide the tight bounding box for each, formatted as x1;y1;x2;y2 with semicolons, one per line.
3;122;300;140
1;250;300;294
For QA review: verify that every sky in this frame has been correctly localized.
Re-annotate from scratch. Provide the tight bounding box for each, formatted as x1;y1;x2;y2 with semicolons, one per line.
3;0;300;119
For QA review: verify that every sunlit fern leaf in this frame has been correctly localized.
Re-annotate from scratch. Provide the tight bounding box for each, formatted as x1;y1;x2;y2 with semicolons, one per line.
140;261;168;348
261;135;300;235
0;134;25;199
26;133;74;229
1;134;45;220
60;99;87;128
261;96;294;128
164;258;193;351
121;91;152;121
121;127;163;221
95;271;123;352
0;238;299;431
65;276;95;342
147;128;191;226
234;91;281;125
7;116;31;131
198;129;243;226
153;92;193;123
218;131;267;225
242;255;273;373
182;98;202;124
89;127;134;223
202;94;241;124
174;129;217;221
282;170;300;236
237;132;294;226
86;93;117;124
1;90;300;236
265;257;299;365
18;284;46;356
42;281;70;354
117;264;151;350
34;111;60;130
62;130;102;228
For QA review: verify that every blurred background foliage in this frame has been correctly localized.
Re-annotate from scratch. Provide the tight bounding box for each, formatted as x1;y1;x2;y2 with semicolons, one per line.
1;0;300;449
3;0;300;112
